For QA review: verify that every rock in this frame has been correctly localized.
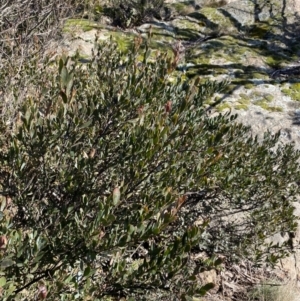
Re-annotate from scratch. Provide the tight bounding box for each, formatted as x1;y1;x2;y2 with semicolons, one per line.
197;269;220;293
220;0;300;25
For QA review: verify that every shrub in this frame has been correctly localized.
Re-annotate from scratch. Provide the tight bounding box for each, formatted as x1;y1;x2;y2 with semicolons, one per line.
104;0;166;28
0;36;299;300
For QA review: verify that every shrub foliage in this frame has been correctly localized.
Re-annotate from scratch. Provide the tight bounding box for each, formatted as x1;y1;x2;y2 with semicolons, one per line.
0;36;299;300
104;0;166;28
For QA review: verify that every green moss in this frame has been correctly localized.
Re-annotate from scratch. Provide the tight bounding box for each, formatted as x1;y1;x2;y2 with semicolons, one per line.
63;19;101;32
234;104;249;110
218;37;262;64
291;82;300;90
254;99;283;111
188;34;263;74
189;53;211;65
111;34;133;52
175;28;201;40
239;93;250;99
149;27;176;43
250;92;275;104
249;23;270;39
265;55;285;68
107;31;164;55
205;0;228;8
172;2;195;15
216;68;228;74
268;106;283;112
281;88;290;94
172;19;203;40
263;94;274;102
244;83;255;89
223;84;236;94
234;93;250;110
238;94;251;103
64;20;173;55
249;92;273;102
93;4;104;14
148;40;173;56
216;102;231;112
199;7;233;28
62;19;136;53
251;91;262;98
281;83;300;101
252;72;268;80
206;95;222;106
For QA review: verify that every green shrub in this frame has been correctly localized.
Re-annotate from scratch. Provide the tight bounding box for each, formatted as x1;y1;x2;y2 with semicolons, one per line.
104;0;166;28
0;37;299;300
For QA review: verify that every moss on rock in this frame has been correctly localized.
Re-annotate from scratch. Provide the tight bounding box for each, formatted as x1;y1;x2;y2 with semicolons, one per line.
199;7;233;28
171;2;196;15
235;103;249;110
233;93;250;110
63;19;102;32
244;83;255;89
253;98;282;111
252;72;269;80
216;102;231;111
263;94;274;102
281;83;300;101
172;18;204;40
265;55;285;68
248;23;271;39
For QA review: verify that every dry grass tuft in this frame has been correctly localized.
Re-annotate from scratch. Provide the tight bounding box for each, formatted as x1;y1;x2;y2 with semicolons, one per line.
0;0;83;130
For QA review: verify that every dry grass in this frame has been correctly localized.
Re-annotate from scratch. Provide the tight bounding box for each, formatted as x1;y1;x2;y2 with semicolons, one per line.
0;0;83;129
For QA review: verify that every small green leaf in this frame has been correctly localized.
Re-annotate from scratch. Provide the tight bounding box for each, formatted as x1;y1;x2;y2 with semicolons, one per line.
60;90;68;104
58;58;64;74
60;66;68;87
198;283;215;296
84;266;92;277
79;119;93;129
0;277;6;286
1;259;14;268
